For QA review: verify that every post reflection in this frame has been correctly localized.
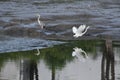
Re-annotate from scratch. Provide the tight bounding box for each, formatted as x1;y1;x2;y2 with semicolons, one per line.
20;59;39;80
101;39;115;80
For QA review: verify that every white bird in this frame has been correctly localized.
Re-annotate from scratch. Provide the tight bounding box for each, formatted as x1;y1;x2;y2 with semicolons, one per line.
72;47;88;59
37;14;45;29
72;25;89;38
35;48;40;56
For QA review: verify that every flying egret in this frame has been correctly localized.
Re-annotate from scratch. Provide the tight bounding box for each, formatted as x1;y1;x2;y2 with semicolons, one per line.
37;14;45;29
72;25;89;38
72;47;88;58
35;48;40;56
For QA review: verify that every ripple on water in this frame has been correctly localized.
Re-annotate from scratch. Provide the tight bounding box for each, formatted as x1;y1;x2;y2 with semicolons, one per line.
0;0;120;40
0;37;64;53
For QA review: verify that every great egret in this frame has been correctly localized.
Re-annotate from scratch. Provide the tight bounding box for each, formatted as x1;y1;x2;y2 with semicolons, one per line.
37;14;45;29
35;48;40;56
72;25;89;38
72;47;88;58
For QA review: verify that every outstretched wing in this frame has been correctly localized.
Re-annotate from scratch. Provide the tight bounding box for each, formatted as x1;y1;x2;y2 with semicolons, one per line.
78;25;86;32
80;49;88;58
72;51;76;57
72;26;77;33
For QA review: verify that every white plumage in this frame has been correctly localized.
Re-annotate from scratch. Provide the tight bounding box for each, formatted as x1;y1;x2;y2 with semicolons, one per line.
72;47;88;59
72;25;89;38
37;14;45;29
35;48;40;56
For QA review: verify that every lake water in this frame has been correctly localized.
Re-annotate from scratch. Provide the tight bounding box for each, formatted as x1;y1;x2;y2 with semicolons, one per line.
0;0;120;38
0;0;120;80
0;40;120;80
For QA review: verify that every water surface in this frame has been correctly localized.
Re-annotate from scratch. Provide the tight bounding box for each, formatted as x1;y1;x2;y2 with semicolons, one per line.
0;40;120;80
0;0;120;80
0;0;120;39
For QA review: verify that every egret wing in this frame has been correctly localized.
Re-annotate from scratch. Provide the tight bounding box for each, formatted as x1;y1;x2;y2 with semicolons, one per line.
72;26;78;33
78;25;86;32
72;51;76;57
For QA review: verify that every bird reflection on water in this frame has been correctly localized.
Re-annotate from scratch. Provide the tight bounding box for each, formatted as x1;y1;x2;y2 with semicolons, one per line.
35;48;40;56
72;47;88;62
